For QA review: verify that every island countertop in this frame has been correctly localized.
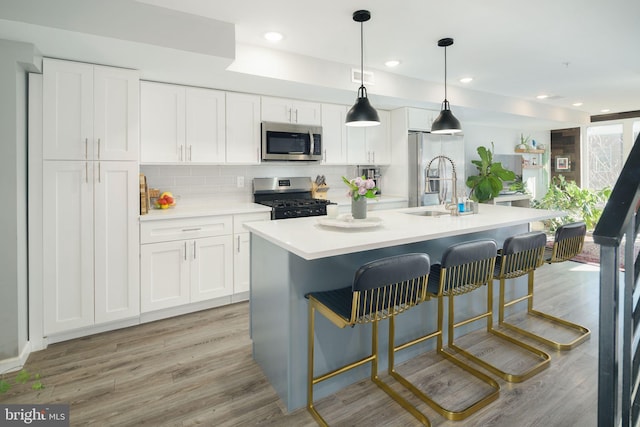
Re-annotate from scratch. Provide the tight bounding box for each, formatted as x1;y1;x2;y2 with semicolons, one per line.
244;204;563;261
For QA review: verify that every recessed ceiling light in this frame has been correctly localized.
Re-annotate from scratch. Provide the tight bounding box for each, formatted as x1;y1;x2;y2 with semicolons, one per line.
600;108;611;113
572;102;583;107
264;32;283;42
536;94;549;99
384;60;400;68
459;77;473;84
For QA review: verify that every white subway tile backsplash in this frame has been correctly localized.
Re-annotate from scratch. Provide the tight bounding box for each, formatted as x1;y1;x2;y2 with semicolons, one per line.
140;164;355;202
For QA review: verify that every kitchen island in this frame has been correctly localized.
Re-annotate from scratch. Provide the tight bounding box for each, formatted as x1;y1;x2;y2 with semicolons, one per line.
245;204;563;412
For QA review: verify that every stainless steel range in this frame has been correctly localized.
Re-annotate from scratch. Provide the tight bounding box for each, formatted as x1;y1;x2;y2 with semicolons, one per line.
253;177;332;220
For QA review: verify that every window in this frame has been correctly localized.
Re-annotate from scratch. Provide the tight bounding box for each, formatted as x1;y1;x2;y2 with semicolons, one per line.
585;124;623;191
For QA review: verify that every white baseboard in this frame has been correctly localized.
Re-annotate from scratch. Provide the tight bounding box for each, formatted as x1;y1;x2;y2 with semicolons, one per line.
0;341;32;374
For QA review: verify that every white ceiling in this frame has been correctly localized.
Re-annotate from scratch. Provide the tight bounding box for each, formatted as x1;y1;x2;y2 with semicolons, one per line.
135;0;640;116
2;0;639;130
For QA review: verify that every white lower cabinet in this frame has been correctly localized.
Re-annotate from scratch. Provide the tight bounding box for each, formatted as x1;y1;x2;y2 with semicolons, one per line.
232;212;269;295
43;160;139;335
140;235;233;312
140;212;269;313
140;216;234;313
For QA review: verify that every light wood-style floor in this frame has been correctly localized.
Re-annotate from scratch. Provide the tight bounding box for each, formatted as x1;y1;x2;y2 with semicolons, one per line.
1;261;600;426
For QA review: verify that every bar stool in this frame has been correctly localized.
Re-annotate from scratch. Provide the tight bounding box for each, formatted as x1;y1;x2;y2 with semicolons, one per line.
496;230;590;350
545;221;587;263
386;240;501;421
305;253;432;427
404;240;549;387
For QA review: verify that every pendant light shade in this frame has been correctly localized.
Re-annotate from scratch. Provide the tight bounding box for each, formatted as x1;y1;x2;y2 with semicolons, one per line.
345;10;380;127
431;37;462;134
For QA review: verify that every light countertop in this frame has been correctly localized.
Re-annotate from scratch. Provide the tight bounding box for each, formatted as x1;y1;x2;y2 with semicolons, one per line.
140;200;271;221
244;204;563;260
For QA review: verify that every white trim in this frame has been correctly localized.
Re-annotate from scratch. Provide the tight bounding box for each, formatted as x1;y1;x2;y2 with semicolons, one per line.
0;342;32;374
28;72;45;352
44;317;140;345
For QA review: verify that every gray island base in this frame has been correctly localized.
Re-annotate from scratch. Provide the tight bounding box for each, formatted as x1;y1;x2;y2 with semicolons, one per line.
245;204;564;412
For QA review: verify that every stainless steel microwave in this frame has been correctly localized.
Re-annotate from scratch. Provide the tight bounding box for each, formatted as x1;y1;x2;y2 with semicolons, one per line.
261;122;322;161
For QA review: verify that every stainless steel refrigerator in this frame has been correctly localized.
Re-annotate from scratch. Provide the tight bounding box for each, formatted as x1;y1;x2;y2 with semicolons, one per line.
408;132;465;207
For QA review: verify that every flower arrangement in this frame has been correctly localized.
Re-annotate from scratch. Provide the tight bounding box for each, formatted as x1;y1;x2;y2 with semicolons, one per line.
342;176;379;201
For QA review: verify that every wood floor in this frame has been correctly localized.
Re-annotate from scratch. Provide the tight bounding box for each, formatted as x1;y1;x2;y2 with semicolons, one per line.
1;261;600;426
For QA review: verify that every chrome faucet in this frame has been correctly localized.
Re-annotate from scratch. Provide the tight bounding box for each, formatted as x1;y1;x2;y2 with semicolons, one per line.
425;155;459;216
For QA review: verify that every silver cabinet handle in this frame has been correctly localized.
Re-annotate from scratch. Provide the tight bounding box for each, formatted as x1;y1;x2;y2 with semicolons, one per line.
189;145;192;161
98;162;101;183
97;138;101;159
85;162;88;183
85;138;88;159
184;241;187;261
193;240;196;259
179;145;184;161
237;235;240;253
181;227;202;232
294;109;298;123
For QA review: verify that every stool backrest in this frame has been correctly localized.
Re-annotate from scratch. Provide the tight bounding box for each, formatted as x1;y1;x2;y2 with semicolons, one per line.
550;221;586;262
498;231;547;278
351;253;431;324
437;240;497;296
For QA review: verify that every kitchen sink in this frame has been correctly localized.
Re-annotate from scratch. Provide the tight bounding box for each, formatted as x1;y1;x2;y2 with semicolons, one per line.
404;210;450;217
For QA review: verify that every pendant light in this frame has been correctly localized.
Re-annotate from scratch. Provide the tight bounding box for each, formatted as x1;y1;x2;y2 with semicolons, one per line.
345;10;380;127
431;37;462;134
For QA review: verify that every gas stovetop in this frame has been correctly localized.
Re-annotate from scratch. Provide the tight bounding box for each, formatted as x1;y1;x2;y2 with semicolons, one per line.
253;177;332;220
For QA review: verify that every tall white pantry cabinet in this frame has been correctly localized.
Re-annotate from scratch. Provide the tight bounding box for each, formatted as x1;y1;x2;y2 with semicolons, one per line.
40;58;140;336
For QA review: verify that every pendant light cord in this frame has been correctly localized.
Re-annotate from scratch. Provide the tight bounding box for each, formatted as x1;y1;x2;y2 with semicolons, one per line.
360;20;364;89
443;45;448;101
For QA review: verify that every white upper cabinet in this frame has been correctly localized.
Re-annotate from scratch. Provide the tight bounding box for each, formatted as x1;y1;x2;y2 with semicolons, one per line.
226;92;261;164
261;96;321;125
186;87;226;163
321;104;348;164
140;82;226;163
140;82;185;162
407;107;439;132
43;58;139;161
346;109;391;165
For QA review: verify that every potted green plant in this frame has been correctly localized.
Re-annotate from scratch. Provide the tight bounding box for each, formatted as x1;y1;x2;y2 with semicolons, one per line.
466;143;516;203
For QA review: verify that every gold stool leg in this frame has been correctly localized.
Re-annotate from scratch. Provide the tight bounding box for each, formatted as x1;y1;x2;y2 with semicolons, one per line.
499;271;591;351
307;303;328;427
386;297;499;420
447;280;551;383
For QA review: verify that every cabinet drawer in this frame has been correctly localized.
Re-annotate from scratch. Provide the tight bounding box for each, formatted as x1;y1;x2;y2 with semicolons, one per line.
141;216;232;244
233;212;271;234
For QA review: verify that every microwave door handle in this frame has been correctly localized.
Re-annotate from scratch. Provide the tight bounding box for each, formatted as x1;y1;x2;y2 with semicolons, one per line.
309;131;314;154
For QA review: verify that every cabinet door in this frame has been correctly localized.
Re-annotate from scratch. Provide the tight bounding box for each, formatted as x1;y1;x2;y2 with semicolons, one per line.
190;236;233;302
43;161;94;334
140;240;190;312
291;100;321;125
226;92;261;164
346;127;368;164
261;96;292;123
262;96;320;125
185;87;226;163
43;59;94;160
94;161;140;323
93;66;139;161
140;81;185;162
321;104;347;164
233;232;251;294
367;110;391;165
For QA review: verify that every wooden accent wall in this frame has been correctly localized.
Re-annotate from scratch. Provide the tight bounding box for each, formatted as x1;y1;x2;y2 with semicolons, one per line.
551;127;581;186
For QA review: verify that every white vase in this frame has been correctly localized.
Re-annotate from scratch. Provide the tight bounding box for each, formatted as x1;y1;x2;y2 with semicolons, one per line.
351;197;367;219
